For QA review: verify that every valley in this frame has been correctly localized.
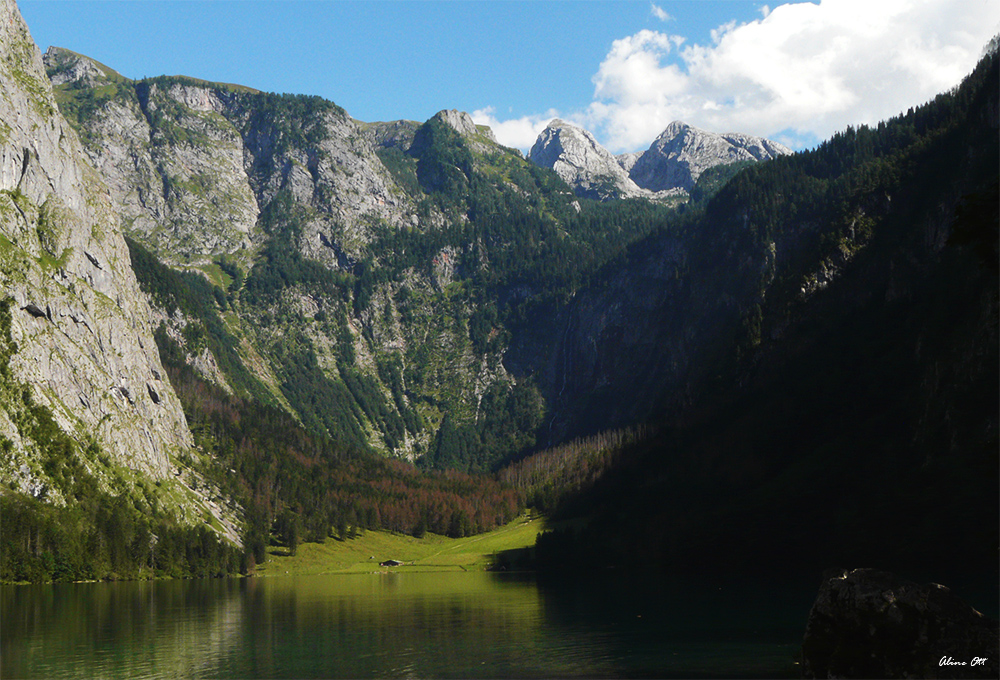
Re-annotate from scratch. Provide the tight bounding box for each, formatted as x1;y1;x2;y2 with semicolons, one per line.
254;510;544;576
1;0;997;675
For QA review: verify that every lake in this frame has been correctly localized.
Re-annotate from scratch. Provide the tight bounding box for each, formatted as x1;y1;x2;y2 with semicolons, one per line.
1;571;814;678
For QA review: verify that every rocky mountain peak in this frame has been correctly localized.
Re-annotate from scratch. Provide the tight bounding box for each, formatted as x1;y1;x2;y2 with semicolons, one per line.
43;46;122;87
630;120;792;192
432;109;496;142
528;119;645;201
528;116;790;202
659;120;691;139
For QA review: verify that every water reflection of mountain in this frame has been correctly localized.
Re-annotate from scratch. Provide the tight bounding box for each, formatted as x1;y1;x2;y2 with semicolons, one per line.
3;572;817;678
230;572;605;678
535;573;815;678
1;579;246;679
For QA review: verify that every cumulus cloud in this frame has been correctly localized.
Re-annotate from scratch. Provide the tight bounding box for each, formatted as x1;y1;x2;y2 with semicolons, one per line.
476;0;999;153
650;4;672;22
588;0;1000;151
471;107;561;152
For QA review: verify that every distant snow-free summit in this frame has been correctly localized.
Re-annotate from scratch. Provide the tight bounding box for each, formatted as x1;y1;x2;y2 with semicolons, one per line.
528;119;792;201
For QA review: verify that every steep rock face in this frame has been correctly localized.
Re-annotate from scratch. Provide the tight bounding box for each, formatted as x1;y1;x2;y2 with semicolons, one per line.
43;48;261;264
629;121;792;192
48;52;541;464
234;97;420;268
43;48;425;268
802;569;998;679
0;0;192;483
615;150;643;175
434;109;497;144
528;119;648;201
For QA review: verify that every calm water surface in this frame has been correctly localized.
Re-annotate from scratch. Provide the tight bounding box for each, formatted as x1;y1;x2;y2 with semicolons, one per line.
2;571;813;678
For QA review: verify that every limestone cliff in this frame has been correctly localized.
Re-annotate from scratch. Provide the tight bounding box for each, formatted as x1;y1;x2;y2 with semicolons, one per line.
528;118;791;200
628;120;792;192
0;0;240;543
0;0;195;480
527;119;658;201
43;47;423;268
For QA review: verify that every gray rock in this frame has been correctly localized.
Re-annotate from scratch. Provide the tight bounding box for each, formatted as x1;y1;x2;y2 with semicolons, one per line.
529;118;791;200
0;0;195;484
615;151;643;175
629;120;792;193
432;109;496;143
43;46;122;87
41;46;436;269
434;109;479;137
802;568;999;679
528;119;648;201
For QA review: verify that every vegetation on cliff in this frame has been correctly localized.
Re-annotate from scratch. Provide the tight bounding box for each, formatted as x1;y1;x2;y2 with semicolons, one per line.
10;27;994;593
0;298;244;582
533;49;999;583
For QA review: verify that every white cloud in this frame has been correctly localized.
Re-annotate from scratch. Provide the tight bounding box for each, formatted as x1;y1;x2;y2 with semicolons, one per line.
592;30;688;105
587;0;1000;151
471;107;561;152
477;0;1000;154
650;4;672;22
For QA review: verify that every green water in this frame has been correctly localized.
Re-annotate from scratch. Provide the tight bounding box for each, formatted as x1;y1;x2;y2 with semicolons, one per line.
1;572;811;678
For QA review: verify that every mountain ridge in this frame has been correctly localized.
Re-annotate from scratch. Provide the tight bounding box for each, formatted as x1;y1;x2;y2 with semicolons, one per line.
528;117;792;200
3;1;996;595
629;119;792;192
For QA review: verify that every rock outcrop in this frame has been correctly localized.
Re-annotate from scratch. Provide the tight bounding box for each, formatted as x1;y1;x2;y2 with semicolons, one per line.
434;109;496;143
802;569;999;679
0;0;192;482
41;47;424;268
628;120;792;193
43;48;261;263
528;118;791;200
614;150;643;175
528;119;650;201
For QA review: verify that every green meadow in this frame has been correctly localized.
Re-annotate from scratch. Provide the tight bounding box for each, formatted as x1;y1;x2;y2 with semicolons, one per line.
256;511;545;576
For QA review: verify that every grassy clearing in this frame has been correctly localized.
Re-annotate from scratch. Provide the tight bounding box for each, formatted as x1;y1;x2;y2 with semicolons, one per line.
255;510;545;577
186;263;232;290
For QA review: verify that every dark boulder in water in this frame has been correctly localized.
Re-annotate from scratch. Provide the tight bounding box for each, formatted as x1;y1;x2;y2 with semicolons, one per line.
802;568;998;678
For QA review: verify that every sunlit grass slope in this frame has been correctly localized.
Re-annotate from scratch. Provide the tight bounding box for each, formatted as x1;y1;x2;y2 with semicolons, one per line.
256;511;544;576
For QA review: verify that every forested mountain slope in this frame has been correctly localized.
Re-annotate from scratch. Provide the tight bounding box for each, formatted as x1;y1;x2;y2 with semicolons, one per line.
45;47;692;470
8;0;995;592
0;0;529;583
532;47;999;582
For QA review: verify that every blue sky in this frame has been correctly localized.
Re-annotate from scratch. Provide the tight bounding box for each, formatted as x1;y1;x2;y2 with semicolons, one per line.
19;1;1000;153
